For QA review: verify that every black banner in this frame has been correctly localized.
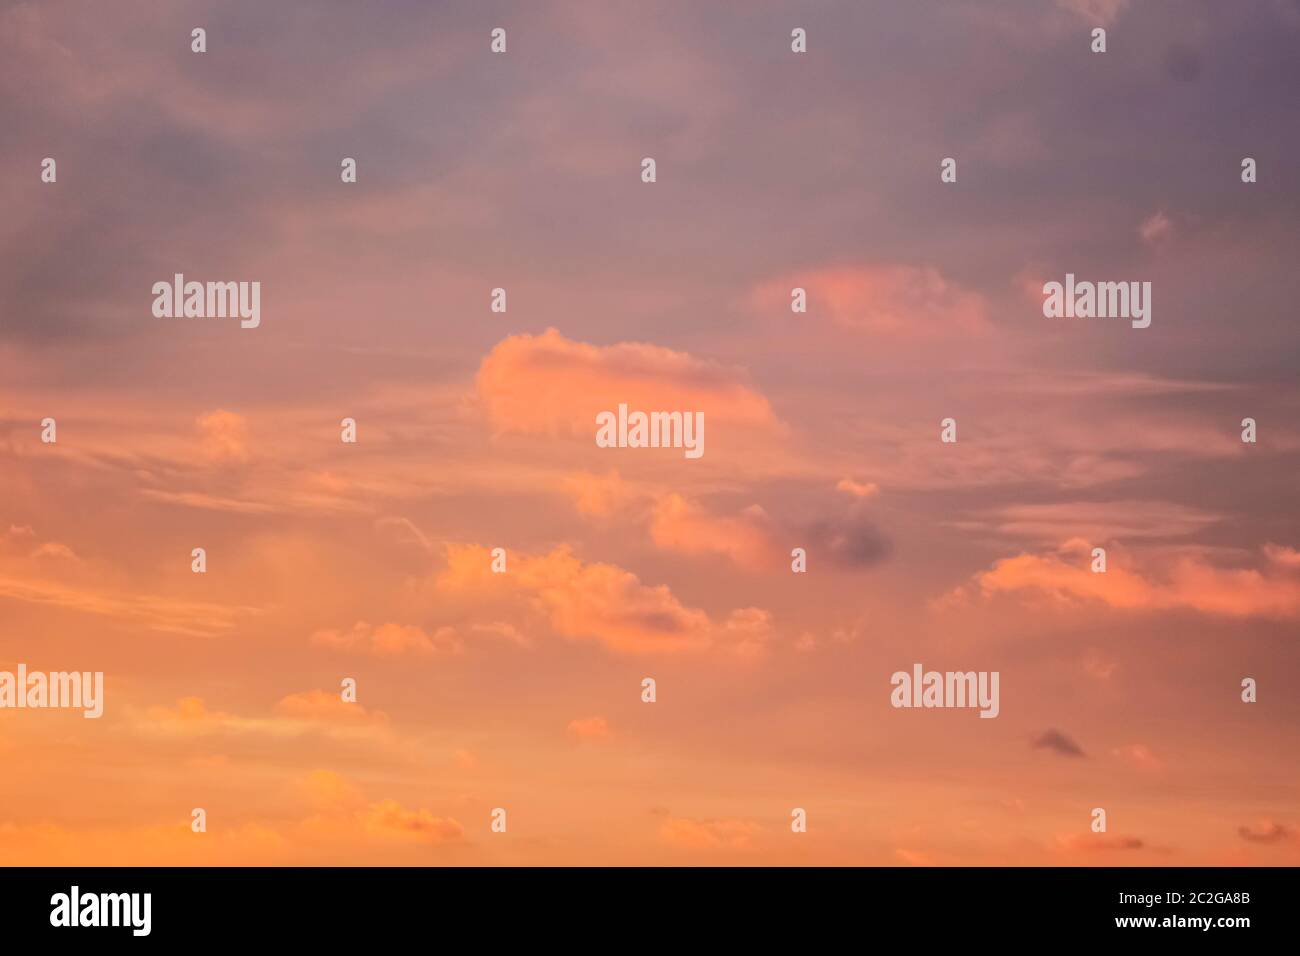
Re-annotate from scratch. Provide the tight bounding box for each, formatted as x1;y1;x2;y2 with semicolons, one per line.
1;866;1292;943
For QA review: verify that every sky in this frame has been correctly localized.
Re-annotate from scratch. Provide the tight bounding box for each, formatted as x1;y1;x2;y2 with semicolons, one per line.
1;0;1298;865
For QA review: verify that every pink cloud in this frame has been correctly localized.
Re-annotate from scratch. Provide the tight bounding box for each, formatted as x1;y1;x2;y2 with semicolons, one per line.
311;621;463;657
274;690;390;726
476;328;776;437
956;541;1300;619
196;409;250;464
567;716;613;741
659;816;762;850
1139;210;1174;244
753;264;989;338
836;478;880;499
648;494;780;571
436;543;774;655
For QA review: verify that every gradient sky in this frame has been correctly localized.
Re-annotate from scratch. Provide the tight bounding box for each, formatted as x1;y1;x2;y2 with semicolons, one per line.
2;0;1299;865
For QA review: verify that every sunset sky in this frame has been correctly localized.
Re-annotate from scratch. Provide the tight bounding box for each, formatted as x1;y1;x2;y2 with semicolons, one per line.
2;0;1298;865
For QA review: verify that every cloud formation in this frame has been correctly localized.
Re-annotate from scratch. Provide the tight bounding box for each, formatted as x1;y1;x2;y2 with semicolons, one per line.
659;816;762;851
435;542;775;655
311;621;463;657
753;264;989;339
476;328;777;437
959;541;1300;619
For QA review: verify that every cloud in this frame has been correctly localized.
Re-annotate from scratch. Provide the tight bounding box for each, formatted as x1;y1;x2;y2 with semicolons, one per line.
960;541;1300;619
453;749;477;771
648;494;780;571
274;690;390;727
144;696;233;732
1082;649;1118;681
752;264;989;338
2;0;1297;870
435;542;773;655
1264;543;1300;569
718;607;777;658
197;409;250;464
1139;210;1174;244
968;500;1221;544
1237;821;1293;844
311;621;463;657
476;328;776;436
470;621;532;647
375;516;438;556
141;694;390;741
358;800;464;845
438;543;708;653
29;541;79;561
303;771;463;846
301;769;365;812
0;571;257;637
1055;833;1145;852
561;470;640;518
0;818;292;867
1056;0;1129;26
298;770;464;846
803;515;892;569
1112;743;1165;772
659;816;762;850
836;478;880;499
560;475;890;573
1032;729;1086;758
560;474;781;569
0;770;462;864
136;489;279;515
567;716;612;741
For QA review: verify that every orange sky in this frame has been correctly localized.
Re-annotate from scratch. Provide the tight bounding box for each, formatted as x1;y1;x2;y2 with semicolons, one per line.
1;0;1298;865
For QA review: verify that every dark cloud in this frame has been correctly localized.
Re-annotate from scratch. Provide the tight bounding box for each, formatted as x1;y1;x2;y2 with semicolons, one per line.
1080;835;1145;851
803;516;892;570
1031;729;1086;758
1238;821;1292;844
